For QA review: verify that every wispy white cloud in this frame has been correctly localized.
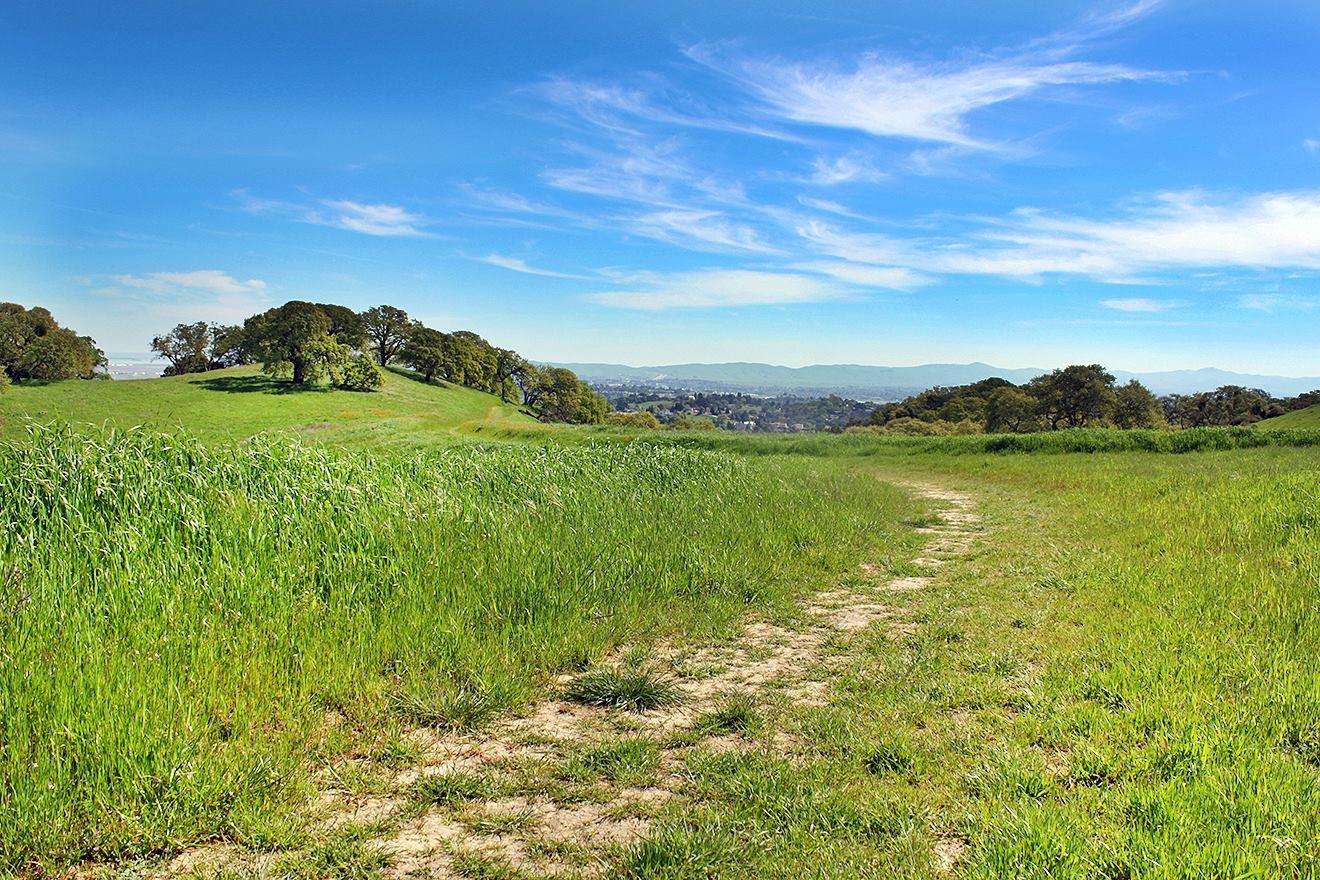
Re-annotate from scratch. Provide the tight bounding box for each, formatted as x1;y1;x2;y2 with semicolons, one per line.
316;200;429;237
476;253;593;280
1306;138;1320;157
590;268;845;309
1237;293;1316;311
112;270;266;295
1079;0;1164;35
234;189;431;237
536;76;797;141
459;185;580;219
795;196;876;221
792;260;929;290
629;209;781;254
1099;297;1183;312
807;152;889;185
794;191;1320;284
689;44;1165;149
973;191;1320;277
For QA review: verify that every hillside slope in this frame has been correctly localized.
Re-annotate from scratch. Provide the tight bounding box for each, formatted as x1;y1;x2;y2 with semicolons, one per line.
0;365;540;445
1257;404;1320;430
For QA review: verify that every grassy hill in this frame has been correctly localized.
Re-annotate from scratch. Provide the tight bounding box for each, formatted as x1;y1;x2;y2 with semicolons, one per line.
0;365;541;445
1257;404;1320;430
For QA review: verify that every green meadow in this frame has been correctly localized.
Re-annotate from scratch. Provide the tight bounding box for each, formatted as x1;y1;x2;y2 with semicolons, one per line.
0;365;538;446
1;374;1317;878
1259;403;1320;431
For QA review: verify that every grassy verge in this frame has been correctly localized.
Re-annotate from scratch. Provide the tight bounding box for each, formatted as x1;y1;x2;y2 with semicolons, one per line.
0;426;916;874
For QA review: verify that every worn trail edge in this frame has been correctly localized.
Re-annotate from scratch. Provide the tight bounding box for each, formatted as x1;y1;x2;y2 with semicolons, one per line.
163;482;980;879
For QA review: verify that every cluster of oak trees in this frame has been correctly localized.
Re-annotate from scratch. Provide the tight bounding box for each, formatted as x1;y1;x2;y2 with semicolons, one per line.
1161;386;1316;427
851;367;1165;435
850;365;1318;434
0;303;107;388
151;301;609;424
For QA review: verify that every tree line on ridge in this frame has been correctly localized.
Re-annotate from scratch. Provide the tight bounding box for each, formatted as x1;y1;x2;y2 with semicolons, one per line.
846;365;1319;434
149;301;610;424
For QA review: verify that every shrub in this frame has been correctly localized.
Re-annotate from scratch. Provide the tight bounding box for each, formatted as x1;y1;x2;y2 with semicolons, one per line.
669;415;718;431
338;355;383;392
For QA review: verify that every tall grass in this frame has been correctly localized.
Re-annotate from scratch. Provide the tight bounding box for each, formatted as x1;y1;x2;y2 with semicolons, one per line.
0;425;913;872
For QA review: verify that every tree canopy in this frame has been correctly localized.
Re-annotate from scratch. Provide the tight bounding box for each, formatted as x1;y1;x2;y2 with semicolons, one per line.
852;367;1151;434
851;367;1320;434
0;303;106;382
151;322;250;376
361;305;411;366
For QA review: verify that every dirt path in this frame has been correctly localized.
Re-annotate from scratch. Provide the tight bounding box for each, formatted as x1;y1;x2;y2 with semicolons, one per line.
165;482;980;879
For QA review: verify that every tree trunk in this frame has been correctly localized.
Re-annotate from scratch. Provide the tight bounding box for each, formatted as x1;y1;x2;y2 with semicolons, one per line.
292;359;306;384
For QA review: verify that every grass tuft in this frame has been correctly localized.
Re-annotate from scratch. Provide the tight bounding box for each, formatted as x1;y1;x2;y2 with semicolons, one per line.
408;771;492;808
863;742;915;776
562;668;685;712
389;685;505;731
695;693;760;735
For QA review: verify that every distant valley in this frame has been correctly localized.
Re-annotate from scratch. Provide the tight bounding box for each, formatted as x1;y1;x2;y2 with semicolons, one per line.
554;361;1320;400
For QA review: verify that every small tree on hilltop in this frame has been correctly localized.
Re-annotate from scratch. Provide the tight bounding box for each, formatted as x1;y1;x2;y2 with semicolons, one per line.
209;324;251;368
494;348;527;403
152;322;213;376
1113;380;1164;429
527;367;582;421
316;303;366;349
985;386;1039;433
575;387;611;425
243;301;335;384
361;305;411;366
153;322;255;375
1025;364;1117;429
0;303;106;382
400;325;447;382
513;363;544;408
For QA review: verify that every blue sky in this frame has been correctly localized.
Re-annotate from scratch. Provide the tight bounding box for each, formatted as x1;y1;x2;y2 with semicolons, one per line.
2;0;1319;373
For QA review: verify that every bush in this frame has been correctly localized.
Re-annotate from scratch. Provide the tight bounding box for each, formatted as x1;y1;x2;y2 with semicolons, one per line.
338;355;383;392
606;411;662;429
0;370;9;392
669;416;718;431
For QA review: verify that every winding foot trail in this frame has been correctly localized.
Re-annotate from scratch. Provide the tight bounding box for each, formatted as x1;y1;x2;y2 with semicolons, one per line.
167;482;980;879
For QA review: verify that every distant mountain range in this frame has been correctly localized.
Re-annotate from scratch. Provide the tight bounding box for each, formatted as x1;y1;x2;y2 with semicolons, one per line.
552;362;1320;400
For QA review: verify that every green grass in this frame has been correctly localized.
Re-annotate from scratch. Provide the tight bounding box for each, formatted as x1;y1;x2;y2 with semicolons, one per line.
0;424;916;874
623;446;1319;878
1259;403;1320;431
0;365;539;445
3;375;1318;877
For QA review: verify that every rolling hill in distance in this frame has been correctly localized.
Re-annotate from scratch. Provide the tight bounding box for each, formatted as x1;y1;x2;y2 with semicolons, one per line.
552;361;1320;400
